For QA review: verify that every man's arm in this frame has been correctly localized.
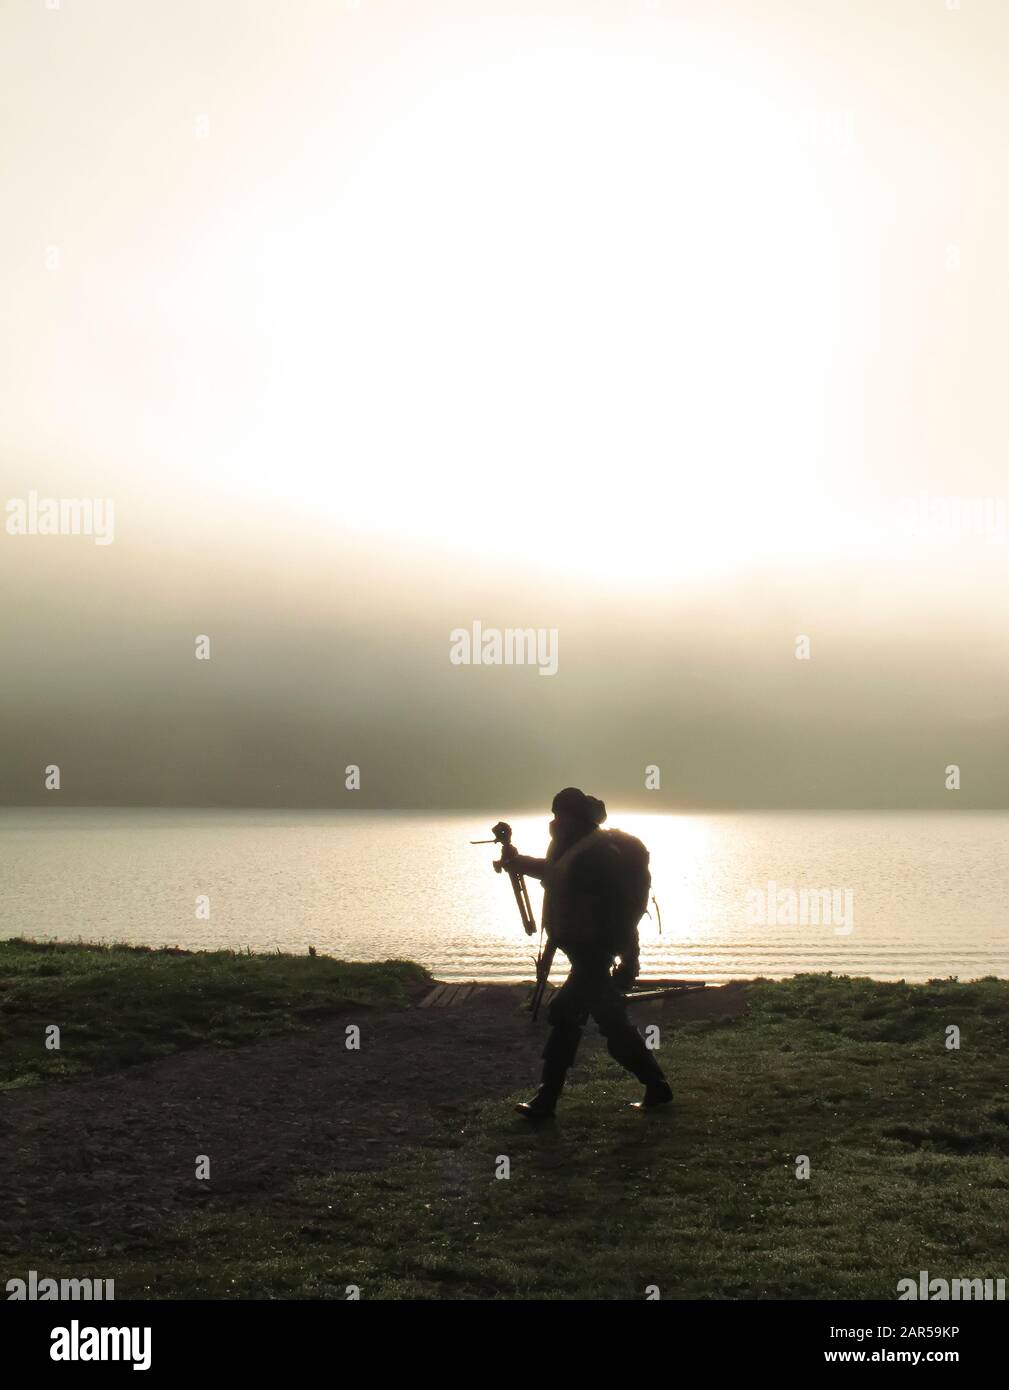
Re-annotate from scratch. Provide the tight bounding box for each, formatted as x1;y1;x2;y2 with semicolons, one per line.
612;923;640;989
507;854;548;881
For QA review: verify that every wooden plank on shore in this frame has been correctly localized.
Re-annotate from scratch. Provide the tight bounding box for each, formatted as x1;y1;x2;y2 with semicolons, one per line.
437;984;462;1006
633;979;703;988
628;984;707;1004
420;984;451;1008
452;985;472;1005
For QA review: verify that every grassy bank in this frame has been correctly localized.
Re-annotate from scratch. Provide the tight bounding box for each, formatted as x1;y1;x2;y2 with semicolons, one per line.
110;975;1009;1299
5;947;1009;1299
0;938;429;1091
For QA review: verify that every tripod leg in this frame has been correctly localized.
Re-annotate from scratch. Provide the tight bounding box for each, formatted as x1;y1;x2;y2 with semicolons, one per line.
510;873;536;936
518;878;536;934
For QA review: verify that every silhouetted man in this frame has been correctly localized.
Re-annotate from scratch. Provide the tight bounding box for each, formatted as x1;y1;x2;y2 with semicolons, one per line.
508;787;672;1118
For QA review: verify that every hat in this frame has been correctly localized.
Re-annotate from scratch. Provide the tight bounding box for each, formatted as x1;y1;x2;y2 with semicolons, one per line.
551;787;607;826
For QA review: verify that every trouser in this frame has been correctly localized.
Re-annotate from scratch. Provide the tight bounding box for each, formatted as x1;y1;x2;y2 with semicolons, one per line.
540;951;666;1097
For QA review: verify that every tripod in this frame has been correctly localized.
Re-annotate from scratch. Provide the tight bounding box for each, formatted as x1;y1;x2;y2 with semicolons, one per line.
470;821;554;1019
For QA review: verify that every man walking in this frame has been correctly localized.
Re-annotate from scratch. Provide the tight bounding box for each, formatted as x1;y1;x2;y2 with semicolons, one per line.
507;787;673;1118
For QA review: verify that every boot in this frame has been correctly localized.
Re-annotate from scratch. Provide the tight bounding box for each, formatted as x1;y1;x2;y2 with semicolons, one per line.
629;1080;673;1111
515;1085;558;1120
515;1022;579;1118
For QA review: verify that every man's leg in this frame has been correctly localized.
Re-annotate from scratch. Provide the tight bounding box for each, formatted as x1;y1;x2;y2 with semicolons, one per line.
589;970;672;1108
516;967;590;1118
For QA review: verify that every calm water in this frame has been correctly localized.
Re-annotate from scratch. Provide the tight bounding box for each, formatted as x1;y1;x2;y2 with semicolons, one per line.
1;809;1006;982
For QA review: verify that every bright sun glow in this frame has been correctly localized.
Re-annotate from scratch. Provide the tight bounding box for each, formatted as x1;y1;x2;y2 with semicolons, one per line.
225;38;849;586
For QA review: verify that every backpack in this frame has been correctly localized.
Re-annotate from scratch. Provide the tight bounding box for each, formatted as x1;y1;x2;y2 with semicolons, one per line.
598;828;651;953
544;826;651;955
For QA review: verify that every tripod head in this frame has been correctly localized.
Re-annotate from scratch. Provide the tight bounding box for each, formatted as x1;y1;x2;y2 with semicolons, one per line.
469;821;513;847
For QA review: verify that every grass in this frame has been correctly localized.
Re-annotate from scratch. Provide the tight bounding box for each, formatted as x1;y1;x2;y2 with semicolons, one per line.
10;961;1009;1299
0;937;429;1090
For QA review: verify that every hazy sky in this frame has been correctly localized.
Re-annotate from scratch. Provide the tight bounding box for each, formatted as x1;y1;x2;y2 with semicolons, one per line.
2;0;1007;810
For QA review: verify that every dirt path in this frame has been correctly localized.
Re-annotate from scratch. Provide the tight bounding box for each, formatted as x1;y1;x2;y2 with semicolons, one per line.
0;982;748;1256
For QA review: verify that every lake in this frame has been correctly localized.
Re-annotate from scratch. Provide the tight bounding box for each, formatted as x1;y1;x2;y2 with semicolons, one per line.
1;809;1006;982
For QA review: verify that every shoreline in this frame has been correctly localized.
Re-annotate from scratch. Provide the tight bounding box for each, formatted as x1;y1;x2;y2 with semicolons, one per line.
4;936;1005;988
